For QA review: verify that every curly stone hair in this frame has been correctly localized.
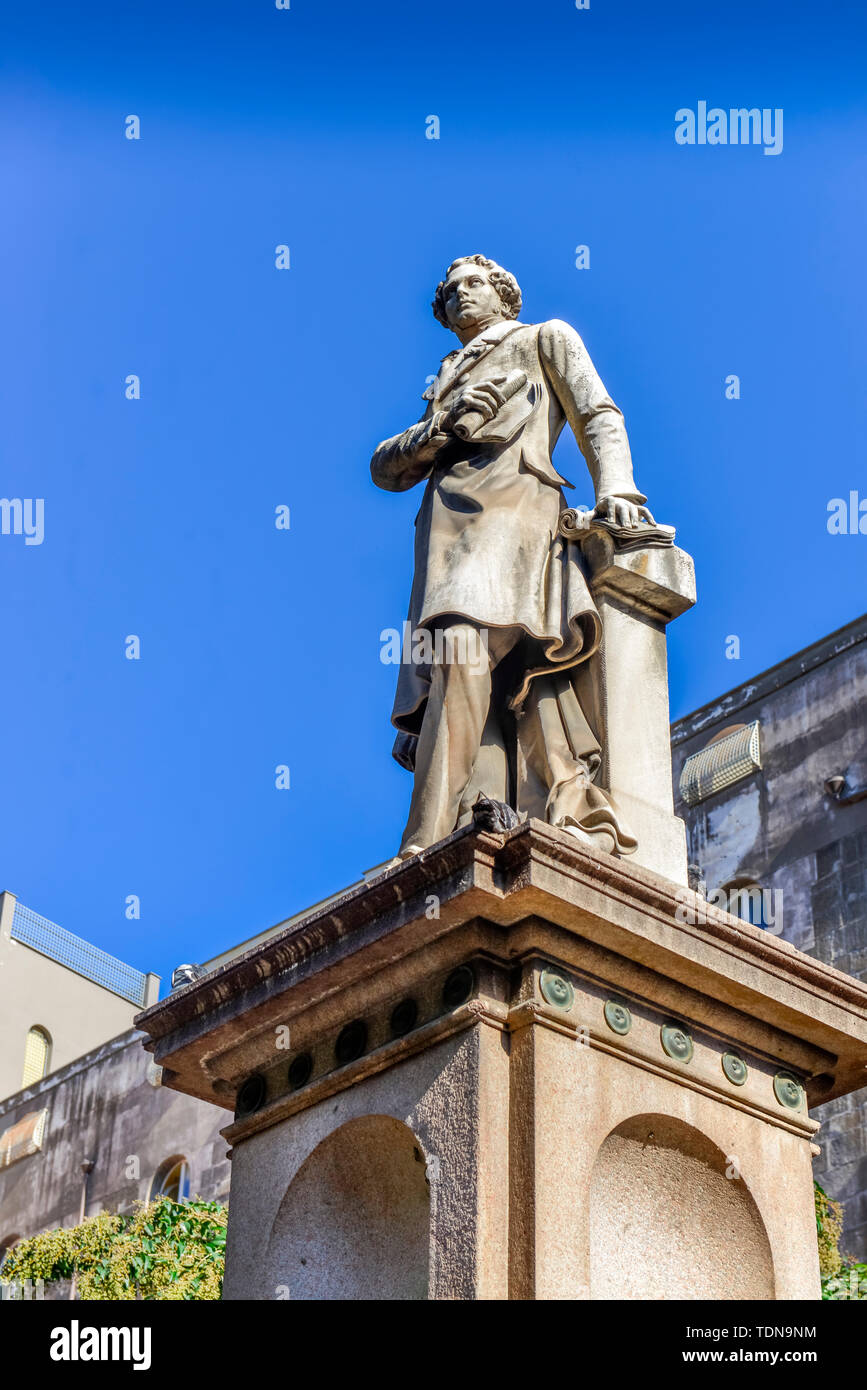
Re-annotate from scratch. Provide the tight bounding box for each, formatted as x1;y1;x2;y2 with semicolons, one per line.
432;254;522;329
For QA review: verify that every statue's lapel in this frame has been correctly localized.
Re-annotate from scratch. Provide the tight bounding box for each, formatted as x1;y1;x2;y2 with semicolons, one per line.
435;321;525;403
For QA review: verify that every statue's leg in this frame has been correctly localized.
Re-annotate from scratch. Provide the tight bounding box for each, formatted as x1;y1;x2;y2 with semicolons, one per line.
455;702;510;826
516;671;637;856
397;621;494;855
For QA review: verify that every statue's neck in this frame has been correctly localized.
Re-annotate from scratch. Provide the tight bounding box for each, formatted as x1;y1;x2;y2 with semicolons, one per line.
452;316;508;347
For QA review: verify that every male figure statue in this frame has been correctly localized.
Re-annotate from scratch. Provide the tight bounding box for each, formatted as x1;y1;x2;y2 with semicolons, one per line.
371;254;654;860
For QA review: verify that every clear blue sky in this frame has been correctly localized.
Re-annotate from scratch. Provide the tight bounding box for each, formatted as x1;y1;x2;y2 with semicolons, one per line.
2;0;865;995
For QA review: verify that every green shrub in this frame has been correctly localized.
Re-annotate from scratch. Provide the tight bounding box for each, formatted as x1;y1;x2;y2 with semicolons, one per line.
815;1181;866;1300
1;1196;226;1300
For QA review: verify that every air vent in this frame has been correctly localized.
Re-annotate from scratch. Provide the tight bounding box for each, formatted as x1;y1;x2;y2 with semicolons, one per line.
679;721;761;806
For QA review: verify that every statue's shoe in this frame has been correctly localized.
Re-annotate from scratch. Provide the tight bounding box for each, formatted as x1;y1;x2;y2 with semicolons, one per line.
383;843;425;870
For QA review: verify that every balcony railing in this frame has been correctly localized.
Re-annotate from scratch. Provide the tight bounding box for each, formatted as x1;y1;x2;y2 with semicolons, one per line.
10;901;149;1007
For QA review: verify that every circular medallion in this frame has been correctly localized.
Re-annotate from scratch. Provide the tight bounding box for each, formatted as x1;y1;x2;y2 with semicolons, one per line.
661;1022;694;1063
442;965;475;1009
335;1019;368;1067
235;1073;266;1118
390;998;418;1037
288;1052;313;1090
722;1051;748;1086
540;968;574;1010
773;1070;804;1111
604;998;632;1035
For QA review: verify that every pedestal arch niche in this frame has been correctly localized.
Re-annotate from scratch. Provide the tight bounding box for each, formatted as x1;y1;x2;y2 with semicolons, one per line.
265;1114;431;1300
589;1113;775;1300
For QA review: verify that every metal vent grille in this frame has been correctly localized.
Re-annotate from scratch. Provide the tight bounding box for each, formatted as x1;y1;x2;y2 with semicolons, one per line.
679;721;762;807
0;1109;47;1169
10;902;148;1007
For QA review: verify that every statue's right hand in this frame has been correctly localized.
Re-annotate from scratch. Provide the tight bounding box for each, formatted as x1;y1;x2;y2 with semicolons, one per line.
441;376;508;432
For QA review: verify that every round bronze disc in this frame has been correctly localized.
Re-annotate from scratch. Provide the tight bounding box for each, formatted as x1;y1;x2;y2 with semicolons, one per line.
540;968;574;1010
604;998;632;1035
661;1022;694;1063
773;1070;804;1111
722;1051;748;1086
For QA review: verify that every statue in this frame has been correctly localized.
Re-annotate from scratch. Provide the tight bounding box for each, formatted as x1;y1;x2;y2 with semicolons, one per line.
371;254;656;862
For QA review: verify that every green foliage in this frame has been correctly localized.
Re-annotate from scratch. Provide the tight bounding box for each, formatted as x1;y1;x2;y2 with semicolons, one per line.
815;1181;867;1300
815;1180;844;1276
822;1263;867;1301
2;1197;226;1300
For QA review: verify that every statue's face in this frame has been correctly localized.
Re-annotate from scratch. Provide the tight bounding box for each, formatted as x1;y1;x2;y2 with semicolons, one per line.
441;263;506;335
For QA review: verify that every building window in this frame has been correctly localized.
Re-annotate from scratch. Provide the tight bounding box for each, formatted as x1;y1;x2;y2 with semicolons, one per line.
726;882;770;929
21;1027;52;1089
149;1156;190;1203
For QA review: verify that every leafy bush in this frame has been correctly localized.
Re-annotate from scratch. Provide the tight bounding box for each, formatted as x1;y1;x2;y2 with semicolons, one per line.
2;1196;226;1300
815;1181;867;1300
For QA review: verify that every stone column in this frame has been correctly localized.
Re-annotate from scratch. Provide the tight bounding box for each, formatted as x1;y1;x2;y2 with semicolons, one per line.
137;823;867;1302
579;531;696;884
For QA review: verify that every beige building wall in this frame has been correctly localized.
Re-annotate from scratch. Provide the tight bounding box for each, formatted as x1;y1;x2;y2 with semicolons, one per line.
0;892;158;1103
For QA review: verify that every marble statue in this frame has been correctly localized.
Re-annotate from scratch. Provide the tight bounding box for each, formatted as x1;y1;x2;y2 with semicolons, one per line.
371;254;656;861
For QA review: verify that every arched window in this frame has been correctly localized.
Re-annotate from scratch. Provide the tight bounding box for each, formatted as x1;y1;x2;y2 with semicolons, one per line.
21;1027;52;1089
706;723;749;746
149;1156;190;1203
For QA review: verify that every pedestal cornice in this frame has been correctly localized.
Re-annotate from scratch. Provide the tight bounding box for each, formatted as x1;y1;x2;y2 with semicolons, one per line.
137;819;867;1119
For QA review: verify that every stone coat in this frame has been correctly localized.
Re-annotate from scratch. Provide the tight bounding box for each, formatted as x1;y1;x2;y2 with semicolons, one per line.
371;317;644;739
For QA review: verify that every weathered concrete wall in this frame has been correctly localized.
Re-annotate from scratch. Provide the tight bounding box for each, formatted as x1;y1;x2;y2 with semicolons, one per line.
810;826;867;1256
0;1028;228;1297
671;613;867;1257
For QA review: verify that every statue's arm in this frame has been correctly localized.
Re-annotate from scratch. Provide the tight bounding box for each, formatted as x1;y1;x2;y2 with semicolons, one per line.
370;403;453;493
538;319;646;505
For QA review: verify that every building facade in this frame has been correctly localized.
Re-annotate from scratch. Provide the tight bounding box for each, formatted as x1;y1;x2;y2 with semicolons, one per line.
0;882;363;1294
0;1028;230;1294
0;892;159;1102
671;612;867;1258
0;897;228;1296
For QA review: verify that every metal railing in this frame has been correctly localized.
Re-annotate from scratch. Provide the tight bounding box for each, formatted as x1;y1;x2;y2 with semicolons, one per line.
10;902;149;1007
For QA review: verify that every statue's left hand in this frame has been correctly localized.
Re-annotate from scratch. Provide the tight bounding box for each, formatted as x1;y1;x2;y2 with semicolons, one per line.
595;497;656;529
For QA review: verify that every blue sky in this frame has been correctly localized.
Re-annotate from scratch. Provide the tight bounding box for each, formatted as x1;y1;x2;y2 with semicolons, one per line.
1;0;865;994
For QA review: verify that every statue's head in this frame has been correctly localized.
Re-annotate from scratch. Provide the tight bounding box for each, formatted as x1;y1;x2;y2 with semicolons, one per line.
432;255;522;336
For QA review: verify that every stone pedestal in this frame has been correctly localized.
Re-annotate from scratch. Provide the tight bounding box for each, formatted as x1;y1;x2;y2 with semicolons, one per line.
578;533;696;885
137;822;867;1301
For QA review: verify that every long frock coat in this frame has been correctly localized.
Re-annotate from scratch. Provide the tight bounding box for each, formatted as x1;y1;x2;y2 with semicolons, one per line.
371;316;645;755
